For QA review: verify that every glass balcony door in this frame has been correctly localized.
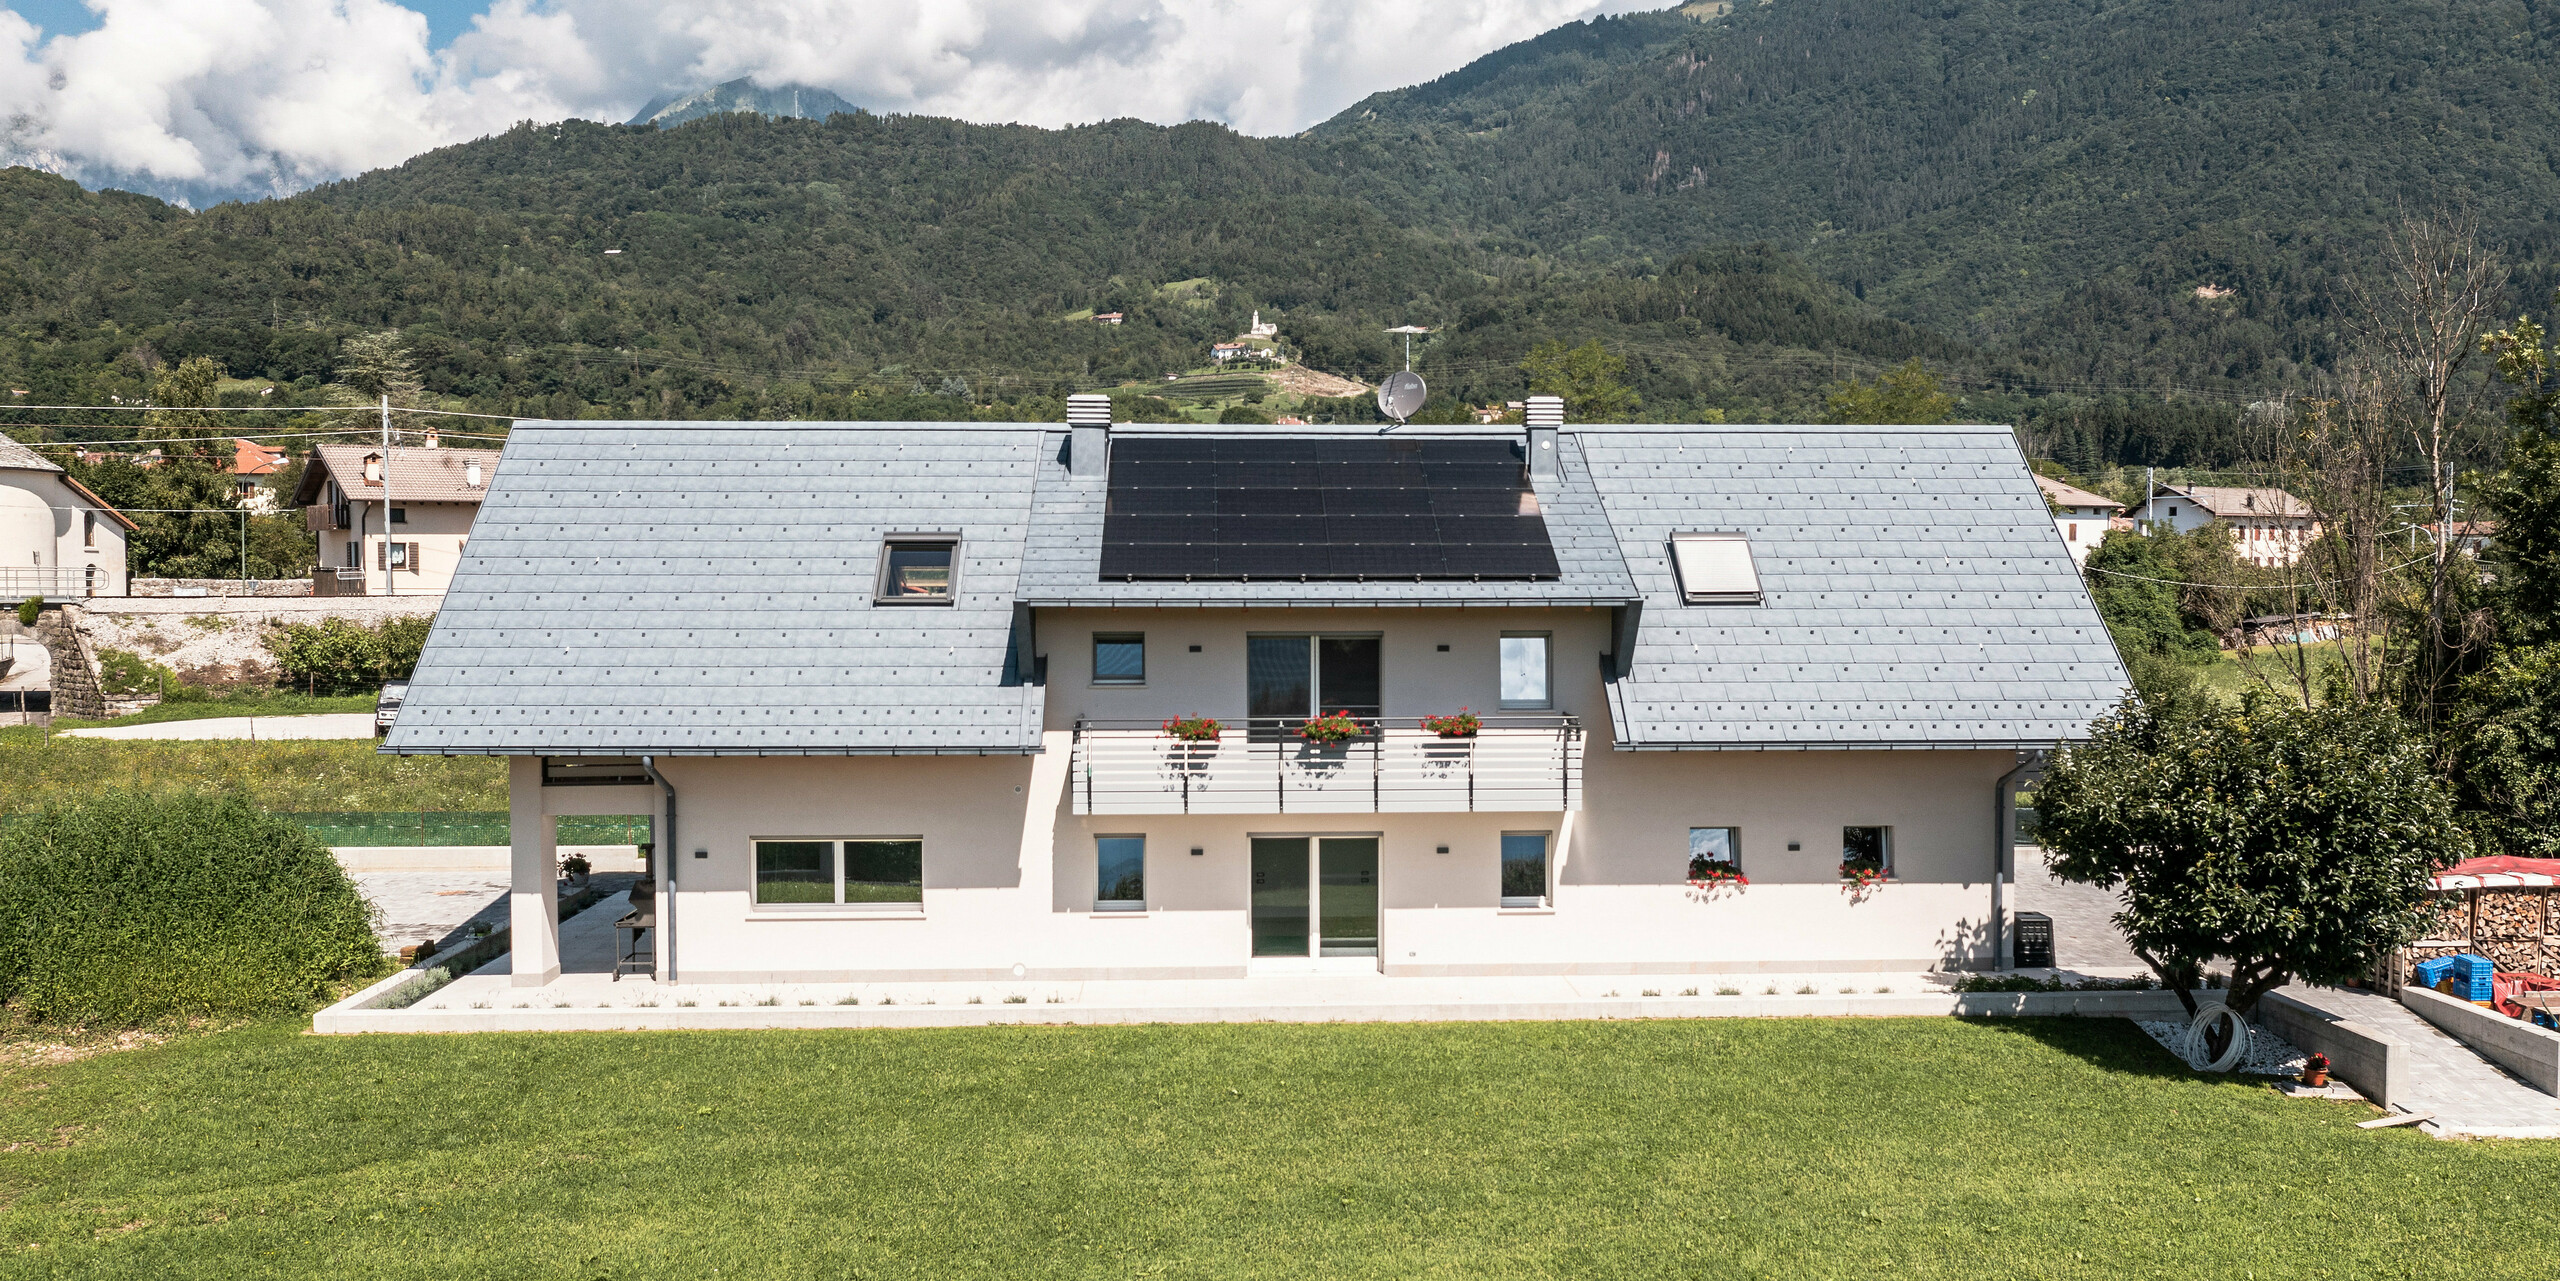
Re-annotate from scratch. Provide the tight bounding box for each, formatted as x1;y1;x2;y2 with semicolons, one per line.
1247;635;1381;740
1249;835;1379;960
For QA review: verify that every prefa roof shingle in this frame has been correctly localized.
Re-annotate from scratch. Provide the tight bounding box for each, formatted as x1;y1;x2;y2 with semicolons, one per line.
384;419;2128;757
1580;425;2128;749
381;423;1047;756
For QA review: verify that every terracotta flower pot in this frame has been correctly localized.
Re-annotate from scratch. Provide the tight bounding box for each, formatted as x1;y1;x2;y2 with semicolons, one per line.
2302;1068;2330;1088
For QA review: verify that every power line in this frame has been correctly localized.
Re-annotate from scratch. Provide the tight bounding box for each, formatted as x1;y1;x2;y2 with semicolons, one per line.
0;404;519;420
2084;552;2436;592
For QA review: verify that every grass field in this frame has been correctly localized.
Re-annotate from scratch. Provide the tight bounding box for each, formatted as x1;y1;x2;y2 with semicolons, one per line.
37;693;379;732
0;735;504;815
1;1016;2552;1278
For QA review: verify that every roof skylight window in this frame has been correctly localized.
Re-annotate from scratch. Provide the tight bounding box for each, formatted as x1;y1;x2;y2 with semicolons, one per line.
1668;532;1762;605
876;537;957;603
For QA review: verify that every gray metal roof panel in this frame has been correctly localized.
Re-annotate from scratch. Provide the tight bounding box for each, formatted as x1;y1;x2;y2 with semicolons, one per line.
1583;424;2129;749
383;422;1048;756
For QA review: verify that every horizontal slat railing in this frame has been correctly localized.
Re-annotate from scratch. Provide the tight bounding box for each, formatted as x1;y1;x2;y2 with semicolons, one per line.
0;568;102;597
1072;717;1581;815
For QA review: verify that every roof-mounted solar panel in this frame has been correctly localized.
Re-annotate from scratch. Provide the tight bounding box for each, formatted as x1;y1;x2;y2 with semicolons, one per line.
1098;437;1560;580
1669;532;1763;605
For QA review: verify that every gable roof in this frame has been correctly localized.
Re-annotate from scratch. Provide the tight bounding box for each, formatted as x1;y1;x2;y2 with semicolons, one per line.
382;423;1046;757
2033;473;2122;512
387;419;2127;756
294;444;501;505
1581;425;2128;749
0;432;61;474
2158;483;2312;519
232;439;287;478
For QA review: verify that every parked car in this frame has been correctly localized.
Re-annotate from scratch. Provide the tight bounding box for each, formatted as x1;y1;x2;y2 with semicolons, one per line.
375;680;408;736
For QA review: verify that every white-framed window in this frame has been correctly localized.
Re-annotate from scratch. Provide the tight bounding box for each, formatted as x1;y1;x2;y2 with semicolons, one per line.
1095;835;1146;910
1688;826;1740;878
1500;831;1550;907
875;537;957;603
1499;632;1551;708
1668;532;1762;605
1093;634;1145;685
753;838;923;908
1842;826;1893;876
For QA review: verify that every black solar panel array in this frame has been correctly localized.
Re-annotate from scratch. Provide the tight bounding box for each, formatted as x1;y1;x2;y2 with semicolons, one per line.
1098;437;1562;580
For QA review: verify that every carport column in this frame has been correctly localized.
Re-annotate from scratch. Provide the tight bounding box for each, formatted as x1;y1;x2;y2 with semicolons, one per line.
508;755;561;986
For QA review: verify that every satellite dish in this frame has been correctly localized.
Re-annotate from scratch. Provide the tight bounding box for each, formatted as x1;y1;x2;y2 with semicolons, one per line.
1377;370;1426;422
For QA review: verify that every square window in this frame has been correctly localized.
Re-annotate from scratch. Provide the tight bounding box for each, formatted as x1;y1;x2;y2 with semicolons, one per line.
390;507;408;525
876;539;956;602
1668;532;1763;605
1096;835;1146;909
1500;633;1550;708
1500;832;1550;908
1093;634;1146;685
1688;827;1740;878
754;840;836;905
1842;826;1892;875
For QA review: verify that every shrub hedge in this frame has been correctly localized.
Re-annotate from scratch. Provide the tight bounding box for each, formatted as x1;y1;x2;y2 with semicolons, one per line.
0;792;389;1023
263;615;432;695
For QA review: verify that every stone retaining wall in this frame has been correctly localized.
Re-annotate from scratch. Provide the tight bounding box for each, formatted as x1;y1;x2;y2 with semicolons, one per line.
129;578;311;598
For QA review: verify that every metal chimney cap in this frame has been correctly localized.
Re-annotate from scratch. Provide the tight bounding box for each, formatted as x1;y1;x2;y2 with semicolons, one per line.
1524;394;1565;427
1066;392;1113;426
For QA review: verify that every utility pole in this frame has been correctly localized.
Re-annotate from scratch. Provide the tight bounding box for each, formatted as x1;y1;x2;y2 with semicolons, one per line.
381;394;393;599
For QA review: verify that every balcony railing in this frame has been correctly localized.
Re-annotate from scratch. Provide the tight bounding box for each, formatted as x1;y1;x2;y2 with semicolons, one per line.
0;567;106;597
1070;716;1582;815
307;503;350;532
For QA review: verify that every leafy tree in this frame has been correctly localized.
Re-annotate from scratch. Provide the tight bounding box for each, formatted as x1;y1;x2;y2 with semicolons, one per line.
2081;528;2225;702
1826;357;1954;425
1521;339;1639;420
331;330;427;431
2036;695;2467;1016
2478;305;2560;639
2445;645;2560;858
1216;404;1273;424
142;355;231;465
262;615;430;694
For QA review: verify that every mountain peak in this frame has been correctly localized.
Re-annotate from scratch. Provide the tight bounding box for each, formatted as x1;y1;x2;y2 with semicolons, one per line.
627;78;859;130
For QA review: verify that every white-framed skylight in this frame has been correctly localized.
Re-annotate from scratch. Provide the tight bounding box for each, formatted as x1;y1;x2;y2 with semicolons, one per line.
1668;532;1762;605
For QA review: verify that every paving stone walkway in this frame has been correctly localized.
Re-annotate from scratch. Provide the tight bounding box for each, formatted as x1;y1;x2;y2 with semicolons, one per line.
2280;986;2560;1138
2013;846;2143;968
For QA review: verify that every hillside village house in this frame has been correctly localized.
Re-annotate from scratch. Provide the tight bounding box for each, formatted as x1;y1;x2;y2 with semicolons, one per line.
385;397;2127;988
2138;483;2318;566
0;432;135;599
229;438;288;513
2033;474;2123;567
293;443;499;596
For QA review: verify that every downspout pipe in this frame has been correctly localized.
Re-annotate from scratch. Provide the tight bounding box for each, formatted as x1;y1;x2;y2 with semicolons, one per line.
641;755;677;983
1991;752;2045;970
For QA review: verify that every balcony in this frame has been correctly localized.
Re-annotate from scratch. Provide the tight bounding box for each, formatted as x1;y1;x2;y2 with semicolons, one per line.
1070;716;1583;816
307;503;351;532
0;567;106;598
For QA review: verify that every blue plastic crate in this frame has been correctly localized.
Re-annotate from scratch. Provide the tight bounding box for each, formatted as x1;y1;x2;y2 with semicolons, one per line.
2414;957;2458;988
2447;953;2496;1001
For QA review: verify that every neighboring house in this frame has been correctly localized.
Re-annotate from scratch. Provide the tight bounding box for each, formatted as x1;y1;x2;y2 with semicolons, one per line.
385;398;2128;988
2137;483;2319;566
230;438;288;512
291;443;498;596
0;433;136;598
1093;312;1124;325
2423;521;2496;558
1211;342;1251;363
2033;474;2124;567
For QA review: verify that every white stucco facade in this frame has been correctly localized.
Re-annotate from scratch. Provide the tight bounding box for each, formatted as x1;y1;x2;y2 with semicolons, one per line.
0;440;133;599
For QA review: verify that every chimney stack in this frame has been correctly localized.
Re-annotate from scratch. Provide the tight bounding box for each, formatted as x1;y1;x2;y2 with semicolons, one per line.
1525;395;1563;480
1067;393;1113;478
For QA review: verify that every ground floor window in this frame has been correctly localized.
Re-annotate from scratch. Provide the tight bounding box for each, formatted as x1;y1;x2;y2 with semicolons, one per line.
1688;827;1740;878
1842;826;1892;877
1096;835;1146;910
754;838;923;907
1500;831;1550;908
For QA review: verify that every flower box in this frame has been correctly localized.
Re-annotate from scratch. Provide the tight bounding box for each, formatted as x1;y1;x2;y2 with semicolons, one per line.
1422;709;1482;738
1297;710;1366;744
1160;715;1223;743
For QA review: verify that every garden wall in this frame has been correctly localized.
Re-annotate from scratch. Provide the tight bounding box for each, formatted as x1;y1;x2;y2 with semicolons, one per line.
129;578;311;598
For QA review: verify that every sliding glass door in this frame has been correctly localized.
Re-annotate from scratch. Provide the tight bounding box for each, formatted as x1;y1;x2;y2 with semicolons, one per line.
1250;835;1379;959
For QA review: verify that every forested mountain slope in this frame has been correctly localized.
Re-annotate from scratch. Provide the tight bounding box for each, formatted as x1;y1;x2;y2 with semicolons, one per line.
1316;0;2560;385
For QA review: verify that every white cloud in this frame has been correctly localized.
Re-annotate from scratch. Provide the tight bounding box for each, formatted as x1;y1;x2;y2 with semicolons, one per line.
0;0;1641;205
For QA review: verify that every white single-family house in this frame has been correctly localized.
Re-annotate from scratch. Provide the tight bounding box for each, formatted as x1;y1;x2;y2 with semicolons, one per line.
0;432;135;599
293;443;499;596
2137;483;2319;566
384;397;2127;989
2034;474;2123;567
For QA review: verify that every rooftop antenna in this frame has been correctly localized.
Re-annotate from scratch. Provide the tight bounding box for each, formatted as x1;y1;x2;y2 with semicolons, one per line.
1378;325;1432;427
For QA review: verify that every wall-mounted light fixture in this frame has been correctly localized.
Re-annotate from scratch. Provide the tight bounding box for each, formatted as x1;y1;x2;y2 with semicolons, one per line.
1190;846;1204;857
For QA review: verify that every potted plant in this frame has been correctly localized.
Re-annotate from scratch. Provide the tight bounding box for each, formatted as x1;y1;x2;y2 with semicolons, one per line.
1298;710;1366;744
1422;709;1482;739
558;853;592;889
1686;859;1748;889
1840;860;1889;889
2302;1052;2331;1089
1161;714;1223;743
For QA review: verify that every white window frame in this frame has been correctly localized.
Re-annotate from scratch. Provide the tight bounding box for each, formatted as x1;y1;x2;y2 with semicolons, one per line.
1498;632;1552;709
1094;834;1147;912
1842;825;1894;875
1688;826;1741;877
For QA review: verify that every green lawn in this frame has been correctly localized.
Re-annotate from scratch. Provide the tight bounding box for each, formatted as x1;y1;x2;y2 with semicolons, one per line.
1;1017;2550;1278
0;736;504;815
38;693;379;732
